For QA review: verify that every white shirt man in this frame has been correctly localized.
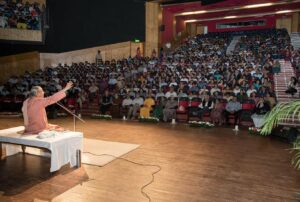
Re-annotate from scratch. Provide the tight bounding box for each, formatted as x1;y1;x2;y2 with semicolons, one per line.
165;87;177;98
210;86;220;95
89;84;99;94
132;96;144;106
247;87;257;97
127;95;144;119
122;96;133;107
156;91;165;100
0;15;7;28
233;87;241;96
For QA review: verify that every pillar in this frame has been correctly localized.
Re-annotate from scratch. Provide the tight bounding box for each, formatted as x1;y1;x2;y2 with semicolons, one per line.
145;2;162;57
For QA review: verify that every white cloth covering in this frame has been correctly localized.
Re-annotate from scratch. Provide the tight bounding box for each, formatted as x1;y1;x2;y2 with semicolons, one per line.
0;126;83;172
251;114;265;128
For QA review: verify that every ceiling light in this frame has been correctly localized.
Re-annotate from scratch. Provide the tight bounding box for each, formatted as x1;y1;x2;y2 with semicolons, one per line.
180;10;207;16
276;10;292;14
185;19;197;23
224;16;237;19
193;10;207;14
244;3;273;8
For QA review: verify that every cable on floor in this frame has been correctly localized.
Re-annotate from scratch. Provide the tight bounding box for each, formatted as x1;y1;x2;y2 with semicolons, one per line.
82;152;162;202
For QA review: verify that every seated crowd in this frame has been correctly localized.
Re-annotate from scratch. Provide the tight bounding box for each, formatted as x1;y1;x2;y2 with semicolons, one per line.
0;0;43;29
0;28;296;128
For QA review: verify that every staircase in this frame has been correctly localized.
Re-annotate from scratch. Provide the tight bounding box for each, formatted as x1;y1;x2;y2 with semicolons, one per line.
226;36;241;55
274;60;300;103
290;32;300;50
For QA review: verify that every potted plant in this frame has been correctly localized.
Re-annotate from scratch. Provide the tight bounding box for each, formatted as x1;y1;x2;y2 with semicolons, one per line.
260;100;300;169
188;121;215;128
138;116;159;123
248;127;261;135
91;114;112;120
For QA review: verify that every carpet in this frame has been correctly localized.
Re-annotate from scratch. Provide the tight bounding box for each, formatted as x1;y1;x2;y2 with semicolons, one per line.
82;138;139;166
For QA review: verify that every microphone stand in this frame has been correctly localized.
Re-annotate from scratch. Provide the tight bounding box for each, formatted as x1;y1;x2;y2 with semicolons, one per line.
56;102;85;131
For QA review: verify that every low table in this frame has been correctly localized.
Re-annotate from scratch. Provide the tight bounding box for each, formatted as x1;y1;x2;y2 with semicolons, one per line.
0;126;83;172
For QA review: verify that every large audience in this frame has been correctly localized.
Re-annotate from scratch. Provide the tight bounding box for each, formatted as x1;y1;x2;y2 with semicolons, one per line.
0;28;298;127
0;0;43;30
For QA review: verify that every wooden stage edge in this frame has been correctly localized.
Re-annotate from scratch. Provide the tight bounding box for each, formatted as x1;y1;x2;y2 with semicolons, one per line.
0;117;300;202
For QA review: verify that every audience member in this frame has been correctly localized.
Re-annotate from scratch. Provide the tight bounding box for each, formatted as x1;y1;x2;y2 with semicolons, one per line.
225;96;242;126
163;96;177;122
251;97;270;128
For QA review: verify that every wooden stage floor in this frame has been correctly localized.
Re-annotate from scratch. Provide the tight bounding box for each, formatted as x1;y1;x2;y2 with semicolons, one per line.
0;117;300;202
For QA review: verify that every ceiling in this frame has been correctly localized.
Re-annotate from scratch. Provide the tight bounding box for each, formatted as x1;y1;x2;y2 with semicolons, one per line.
146;0;199;5
161;0;300;22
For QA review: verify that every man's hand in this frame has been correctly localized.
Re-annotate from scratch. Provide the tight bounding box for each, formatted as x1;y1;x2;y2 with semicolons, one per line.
64;81;73;91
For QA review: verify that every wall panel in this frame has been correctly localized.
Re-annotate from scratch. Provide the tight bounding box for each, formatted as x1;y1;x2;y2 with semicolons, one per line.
0;29;42;42
0;52;40;84
40;41;144;68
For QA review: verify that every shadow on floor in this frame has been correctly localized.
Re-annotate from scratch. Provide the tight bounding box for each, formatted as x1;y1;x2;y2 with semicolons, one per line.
0;153;89;201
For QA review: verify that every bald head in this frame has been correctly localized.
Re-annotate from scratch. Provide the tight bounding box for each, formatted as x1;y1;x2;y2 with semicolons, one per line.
29;86;44;98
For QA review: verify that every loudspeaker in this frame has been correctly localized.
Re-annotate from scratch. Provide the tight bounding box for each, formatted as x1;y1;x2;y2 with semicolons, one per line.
159;25;165;32
271;126;299;143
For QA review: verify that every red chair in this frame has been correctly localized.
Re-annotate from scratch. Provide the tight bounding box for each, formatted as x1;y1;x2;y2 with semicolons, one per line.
2;95;14;112
14;95;25;112
176;97;189;122
240;101;255;126
67;98;76;110
242;103;255;110
202;111;211;122
188;97;201;121
190;97;201;107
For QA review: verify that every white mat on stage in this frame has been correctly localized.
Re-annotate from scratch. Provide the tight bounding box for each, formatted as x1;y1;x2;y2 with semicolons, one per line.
0;126;139;168
82;138;139;166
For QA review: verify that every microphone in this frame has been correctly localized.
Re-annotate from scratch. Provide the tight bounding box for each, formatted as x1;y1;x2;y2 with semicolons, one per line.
56;102;85;123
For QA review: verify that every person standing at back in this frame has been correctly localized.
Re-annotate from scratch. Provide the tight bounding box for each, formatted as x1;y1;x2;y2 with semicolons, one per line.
95;50;102;66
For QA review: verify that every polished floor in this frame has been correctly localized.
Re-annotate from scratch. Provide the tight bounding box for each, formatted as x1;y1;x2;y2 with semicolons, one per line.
0;117;300;202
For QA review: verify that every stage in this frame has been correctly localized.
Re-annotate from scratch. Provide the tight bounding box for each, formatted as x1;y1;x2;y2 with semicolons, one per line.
0;117;300;202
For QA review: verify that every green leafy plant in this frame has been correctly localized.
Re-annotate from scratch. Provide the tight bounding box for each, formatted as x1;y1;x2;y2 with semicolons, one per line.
248;127;261;135
139;117;159;123
91;114;112;120
261;101;300;136
261;101;300;170
189;121;214;128
292;138;300;170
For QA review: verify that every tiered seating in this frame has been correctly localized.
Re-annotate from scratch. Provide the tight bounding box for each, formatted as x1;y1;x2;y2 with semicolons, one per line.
1;28;293;127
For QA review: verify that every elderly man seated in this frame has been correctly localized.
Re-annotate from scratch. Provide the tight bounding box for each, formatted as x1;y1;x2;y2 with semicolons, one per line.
22;82;73;134
224;96;242;126
163;95;178;122
127;94;144;120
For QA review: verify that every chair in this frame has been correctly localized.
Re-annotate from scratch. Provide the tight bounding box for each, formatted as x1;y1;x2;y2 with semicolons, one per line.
2;95;14;112
14;95;25;112
67;98;76;110
202;111;212;122
176;97;189;122
240;100;255;126
188;97;201;121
